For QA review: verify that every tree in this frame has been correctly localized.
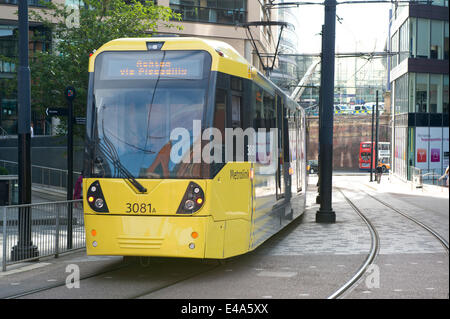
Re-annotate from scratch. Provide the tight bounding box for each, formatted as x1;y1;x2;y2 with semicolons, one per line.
6;0;182;136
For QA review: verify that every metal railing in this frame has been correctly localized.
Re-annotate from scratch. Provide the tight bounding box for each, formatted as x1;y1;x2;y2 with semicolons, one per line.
0;160;82;189
1;200;84;271
420;168;447;187
0;126;8;138
410;166;447;188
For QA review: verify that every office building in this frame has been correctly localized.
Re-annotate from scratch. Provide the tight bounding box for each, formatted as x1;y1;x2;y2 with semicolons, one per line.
389;1;449;181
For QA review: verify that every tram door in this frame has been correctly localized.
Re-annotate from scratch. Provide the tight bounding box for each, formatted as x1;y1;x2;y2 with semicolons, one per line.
276;95;285;199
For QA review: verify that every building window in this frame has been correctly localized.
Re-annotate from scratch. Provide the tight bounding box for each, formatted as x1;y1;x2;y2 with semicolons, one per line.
0;24;51;135
409;73;415;112
443;75;449;115
409;18;416;58
170;0;247;25
415;73;428;113
399;21;409;63
430;20;443;59
417;18;430;59
0;0;51;6
394;74;408;114
444;21;449;60
391;31;398;68
0;25;17;75
429;74;443;113
432;0;446;6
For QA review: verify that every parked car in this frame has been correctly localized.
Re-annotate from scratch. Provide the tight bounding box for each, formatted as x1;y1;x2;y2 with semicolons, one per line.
307;160;319;174
378;157;391;173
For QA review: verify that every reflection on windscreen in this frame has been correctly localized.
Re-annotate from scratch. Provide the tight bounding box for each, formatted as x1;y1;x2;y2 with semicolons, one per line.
96;87;204;178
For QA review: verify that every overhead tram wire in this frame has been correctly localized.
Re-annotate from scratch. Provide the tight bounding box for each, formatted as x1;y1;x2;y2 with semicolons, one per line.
264;0;433;8
260;51;402;58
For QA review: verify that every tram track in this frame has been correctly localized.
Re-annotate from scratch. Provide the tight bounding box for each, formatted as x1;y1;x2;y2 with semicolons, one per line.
3;257;223;299
327;187;380;299
328;184;448;299
3;261;131;299
360;188;449;254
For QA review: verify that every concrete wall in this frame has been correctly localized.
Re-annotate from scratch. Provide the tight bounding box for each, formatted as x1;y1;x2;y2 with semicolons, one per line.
307;114;392;171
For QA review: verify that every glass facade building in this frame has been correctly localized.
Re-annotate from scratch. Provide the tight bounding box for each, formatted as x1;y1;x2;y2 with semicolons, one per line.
0;23;50;135
390;2;449;182
169;0;247;25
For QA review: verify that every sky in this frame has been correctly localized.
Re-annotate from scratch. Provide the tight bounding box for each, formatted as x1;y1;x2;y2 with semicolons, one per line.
294;1;392;54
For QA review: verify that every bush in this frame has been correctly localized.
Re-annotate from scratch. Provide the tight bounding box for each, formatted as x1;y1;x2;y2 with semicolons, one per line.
0;167;9;175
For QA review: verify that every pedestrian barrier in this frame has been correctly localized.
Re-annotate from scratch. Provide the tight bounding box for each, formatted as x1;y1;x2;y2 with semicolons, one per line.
0;159;82;189
420;168;447;187
1;199;84;271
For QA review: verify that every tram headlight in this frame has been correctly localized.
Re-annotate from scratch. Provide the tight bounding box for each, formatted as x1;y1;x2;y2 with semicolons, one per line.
177;182;205;214
184;200;195;210
87;180;109;213
146;41;164;50
95;198;104;209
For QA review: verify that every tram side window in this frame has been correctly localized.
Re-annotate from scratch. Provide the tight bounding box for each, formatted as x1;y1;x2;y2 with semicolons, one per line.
214;89;227;142
231;76;243;92
263;92;276;129
253;86;264;129
231;95;242;128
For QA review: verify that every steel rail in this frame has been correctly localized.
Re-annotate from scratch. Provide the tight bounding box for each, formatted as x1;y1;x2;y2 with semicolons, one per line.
4;258;222;300
327;187;380;299
129;262;222;299
3;261;130;299
361;189;449;254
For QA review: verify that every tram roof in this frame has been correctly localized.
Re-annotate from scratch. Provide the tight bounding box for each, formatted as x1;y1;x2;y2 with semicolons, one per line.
89;37;302;112
89;37;251;78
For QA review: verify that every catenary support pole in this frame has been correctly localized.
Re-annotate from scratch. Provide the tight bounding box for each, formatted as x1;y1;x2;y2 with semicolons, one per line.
375;90;379;173
316;0;336;223
370;96;375;182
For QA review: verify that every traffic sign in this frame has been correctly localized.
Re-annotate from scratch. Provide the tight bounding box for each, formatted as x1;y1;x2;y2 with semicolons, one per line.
45;108;67;116
65;86;76;101
74;117;86;125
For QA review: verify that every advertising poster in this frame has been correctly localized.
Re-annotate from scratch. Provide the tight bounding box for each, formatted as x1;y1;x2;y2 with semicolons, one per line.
415;127;429;171
429;127;443;173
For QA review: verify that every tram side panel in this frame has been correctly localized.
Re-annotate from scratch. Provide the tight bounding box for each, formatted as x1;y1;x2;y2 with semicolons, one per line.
206;162;253;259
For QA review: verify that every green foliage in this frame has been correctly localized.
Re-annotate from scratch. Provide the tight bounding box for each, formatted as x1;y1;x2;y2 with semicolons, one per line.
0;166;9;175
5;0;182;137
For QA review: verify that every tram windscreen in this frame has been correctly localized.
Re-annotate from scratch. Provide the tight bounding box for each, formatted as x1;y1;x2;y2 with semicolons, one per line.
92;50;211;179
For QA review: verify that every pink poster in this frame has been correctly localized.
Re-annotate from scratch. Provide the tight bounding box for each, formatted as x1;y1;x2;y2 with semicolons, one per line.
415;127;429;170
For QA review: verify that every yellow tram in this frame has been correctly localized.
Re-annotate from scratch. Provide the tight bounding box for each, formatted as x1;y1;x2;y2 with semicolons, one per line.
83;37;307;259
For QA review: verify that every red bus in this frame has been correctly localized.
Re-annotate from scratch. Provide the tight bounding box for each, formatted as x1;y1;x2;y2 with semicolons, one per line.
359;142;373;169
359;141;391;170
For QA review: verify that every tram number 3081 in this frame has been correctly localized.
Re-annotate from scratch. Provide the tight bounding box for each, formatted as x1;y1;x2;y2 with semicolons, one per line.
126;203;152;214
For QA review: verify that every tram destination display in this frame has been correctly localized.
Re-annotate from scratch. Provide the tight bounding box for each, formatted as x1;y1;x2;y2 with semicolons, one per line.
98;51;207;80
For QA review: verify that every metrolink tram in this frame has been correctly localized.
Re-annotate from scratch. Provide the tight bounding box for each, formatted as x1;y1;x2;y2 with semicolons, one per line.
83;37;307;259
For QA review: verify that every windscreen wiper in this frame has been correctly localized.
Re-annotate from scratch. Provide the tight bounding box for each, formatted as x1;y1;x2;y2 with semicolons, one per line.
97;141;147;193
98;119;147;193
